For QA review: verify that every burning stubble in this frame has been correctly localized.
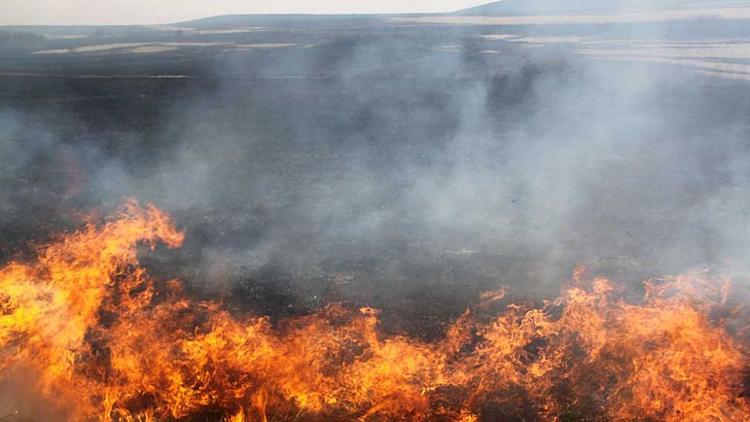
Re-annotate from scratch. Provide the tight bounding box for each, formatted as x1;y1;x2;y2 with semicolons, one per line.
0;202;748;421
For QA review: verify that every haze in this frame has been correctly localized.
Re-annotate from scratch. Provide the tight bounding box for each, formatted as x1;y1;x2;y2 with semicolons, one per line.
1;0;490;25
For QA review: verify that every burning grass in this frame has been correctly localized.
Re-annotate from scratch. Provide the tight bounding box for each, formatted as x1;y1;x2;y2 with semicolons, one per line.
0;201;748;421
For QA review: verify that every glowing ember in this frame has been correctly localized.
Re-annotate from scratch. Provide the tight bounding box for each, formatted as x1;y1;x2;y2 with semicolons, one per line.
0;202;748;421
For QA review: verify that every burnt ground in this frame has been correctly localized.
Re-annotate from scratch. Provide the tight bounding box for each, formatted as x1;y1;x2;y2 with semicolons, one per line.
2;15;750;340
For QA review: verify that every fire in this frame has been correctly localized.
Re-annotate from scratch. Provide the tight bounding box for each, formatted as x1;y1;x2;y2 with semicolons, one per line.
1;201;748;421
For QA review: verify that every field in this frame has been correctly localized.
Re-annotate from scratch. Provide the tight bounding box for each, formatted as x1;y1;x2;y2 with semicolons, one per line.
2;5;750;419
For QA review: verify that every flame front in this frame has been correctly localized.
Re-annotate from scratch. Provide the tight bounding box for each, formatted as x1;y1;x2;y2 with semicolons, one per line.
1;202;748;421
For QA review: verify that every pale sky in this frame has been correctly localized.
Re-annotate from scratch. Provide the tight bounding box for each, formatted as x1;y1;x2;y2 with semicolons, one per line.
0;0;492;25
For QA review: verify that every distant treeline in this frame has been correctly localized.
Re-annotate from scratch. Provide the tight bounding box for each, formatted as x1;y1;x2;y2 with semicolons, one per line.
0;30;45;43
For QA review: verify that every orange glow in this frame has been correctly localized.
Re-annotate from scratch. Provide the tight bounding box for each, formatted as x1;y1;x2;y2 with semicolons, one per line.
0;202;748;421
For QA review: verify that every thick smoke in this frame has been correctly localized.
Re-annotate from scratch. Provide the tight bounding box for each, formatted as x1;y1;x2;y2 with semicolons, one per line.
1;10;749;333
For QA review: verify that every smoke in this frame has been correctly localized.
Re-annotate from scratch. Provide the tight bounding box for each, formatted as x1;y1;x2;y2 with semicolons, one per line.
1;10;750;326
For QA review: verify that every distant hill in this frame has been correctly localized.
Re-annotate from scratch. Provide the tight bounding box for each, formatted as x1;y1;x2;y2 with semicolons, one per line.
175;14;386;29
454;0;731;15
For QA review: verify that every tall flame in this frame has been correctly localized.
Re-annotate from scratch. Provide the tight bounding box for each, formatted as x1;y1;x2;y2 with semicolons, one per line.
0;202;748;421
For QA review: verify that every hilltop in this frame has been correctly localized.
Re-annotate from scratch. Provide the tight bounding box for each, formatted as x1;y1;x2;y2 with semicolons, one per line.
454;0;728;15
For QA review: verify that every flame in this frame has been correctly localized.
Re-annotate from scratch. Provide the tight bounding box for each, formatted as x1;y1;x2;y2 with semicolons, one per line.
1;202;748;421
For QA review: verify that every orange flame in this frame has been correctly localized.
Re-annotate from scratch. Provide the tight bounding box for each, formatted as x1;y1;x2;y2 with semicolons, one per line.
0;202;748;421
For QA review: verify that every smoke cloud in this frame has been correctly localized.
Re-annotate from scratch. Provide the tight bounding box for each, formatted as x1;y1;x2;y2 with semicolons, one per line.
1;8;749;329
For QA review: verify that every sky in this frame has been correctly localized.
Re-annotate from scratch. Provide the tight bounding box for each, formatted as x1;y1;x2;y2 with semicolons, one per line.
0;0;491;25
